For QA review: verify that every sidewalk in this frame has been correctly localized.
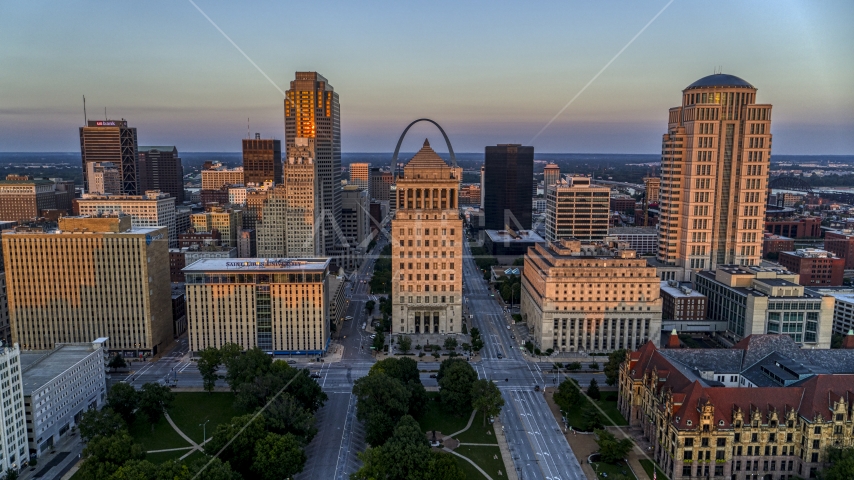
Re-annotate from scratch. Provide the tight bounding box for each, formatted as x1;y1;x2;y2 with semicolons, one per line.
493;419;519;480
16;431;85;480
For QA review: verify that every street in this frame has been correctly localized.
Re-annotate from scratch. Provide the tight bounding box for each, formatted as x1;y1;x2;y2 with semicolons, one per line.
463;240;587;480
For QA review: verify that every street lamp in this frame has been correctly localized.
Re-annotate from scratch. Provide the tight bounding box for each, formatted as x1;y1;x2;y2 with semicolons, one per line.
200;420;210;447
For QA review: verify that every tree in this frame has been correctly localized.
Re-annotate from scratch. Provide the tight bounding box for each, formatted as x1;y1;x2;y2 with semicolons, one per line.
107;382;139;425
588;362;600;371
373;331;386;352
205;414;267;477
566;362;582;371
443;337;458;352
594;429;634;464
352;415;433;480
78;407;125;441
353;373;411;446
137;383;176;430
223;347;273;391
3;469;18;480
76;432;145;480
831;333;844;349
586;378;601;400
107;354;127;372
582;405;604;431
428;452;467;480
370;357;420;385
252;432;307;480
265;394;317;441
469;327;480;339
471;379;505;426
603;349;627;386
553;379;582;412
398;335;412;354
197;346;222;393
471;337;484;352
365;300;376;315
822;446;854;480
437;359;478;414
512;256;525;266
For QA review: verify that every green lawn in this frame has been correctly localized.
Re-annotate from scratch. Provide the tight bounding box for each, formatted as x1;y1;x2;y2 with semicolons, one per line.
455;419;497;444
640;459;669;480
596;392;629;426
167;392;241;444
450;453;486;479
128;414;189;451
454;445;505;479
417;393;472;437
562;390;628;431
591;459;637;479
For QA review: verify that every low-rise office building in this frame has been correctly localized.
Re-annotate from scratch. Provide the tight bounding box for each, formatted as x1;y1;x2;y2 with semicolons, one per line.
0;342;27;473
619;334;854;480
694;265;834;348
762;232;794;259
823;229;854;269
608;227;658;255
520;239;662;353
660;281;711;331
184;258;333;354
75;190;177;247
20;339;107;457
778;248;845;286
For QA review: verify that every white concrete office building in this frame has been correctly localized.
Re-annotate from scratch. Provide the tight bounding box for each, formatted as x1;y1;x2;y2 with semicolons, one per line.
20;339;107;457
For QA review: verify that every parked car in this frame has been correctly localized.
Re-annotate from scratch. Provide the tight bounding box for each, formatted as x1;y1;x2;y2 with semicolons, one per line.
497;353;503;359
429;374;437;378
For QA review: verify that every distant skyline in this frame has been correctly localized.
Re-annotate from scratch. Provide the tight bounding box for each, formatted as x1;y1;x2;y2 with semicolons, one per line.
1;1;852;154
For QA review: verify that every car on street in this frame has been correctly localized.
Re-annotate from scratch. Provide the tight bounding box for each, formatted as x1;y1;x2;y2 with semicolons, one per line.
506;325;511;330
429;374;437;378
510;334;515;339
534;385;540;392
370;334;376;339
310;372;321;378
345;316;353;321
286;359;297;364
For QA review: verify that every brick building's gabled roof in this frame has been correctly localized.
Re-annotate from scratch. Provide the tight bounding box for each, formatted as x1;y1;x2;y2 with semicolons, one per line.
793;374;854;422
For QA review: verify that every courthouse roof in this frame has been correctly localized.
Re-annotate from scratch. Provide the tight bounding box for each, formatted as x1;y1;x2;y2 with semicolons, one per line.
405;139;451;169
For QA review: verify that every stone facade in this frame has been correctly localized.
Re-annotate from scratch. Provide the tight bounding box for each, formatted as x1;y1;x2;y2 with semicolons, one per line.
520;239;662;353
618;336;854;480
392;140;463;336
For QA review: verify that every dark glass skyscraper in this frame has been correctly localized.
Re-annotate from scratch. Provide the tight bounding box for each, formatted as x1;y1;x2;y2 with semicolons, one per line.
79;119;139;194
242;133;282;186
139;146;184;203
484;144;534;230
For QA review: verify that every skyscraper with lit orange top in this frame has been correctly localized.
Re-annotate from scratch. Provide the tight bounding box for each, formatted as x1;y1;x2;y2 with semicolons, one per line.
284;72;341;255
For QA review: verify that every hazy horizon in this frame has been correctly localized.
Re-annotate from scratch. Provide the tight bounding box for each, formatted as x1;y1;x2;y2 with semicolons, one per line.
2;1;852;154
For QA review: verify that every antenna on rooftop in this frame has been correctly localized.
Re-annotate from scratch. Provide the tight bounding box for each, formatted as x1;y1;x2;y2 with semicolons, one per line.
104;107;107;121
248;118;250;139
83;95;87;124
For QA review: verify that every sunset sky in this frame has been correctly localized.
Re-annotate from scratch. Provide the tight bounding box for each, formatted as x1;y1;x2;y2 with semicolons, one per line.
1;0;852;154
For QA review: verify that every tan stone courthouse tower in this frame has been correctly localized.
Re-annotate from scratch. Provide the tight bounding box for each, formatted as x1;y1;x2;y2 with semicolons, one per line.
392;140;463;336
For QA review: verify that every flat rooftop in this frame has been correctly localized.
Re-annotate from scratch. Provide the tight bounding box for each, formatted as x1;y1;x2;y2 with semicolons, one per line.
485;229;545;243
183;258;331;273
609;227;658;235
660;281;706;298
20;344;101;395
